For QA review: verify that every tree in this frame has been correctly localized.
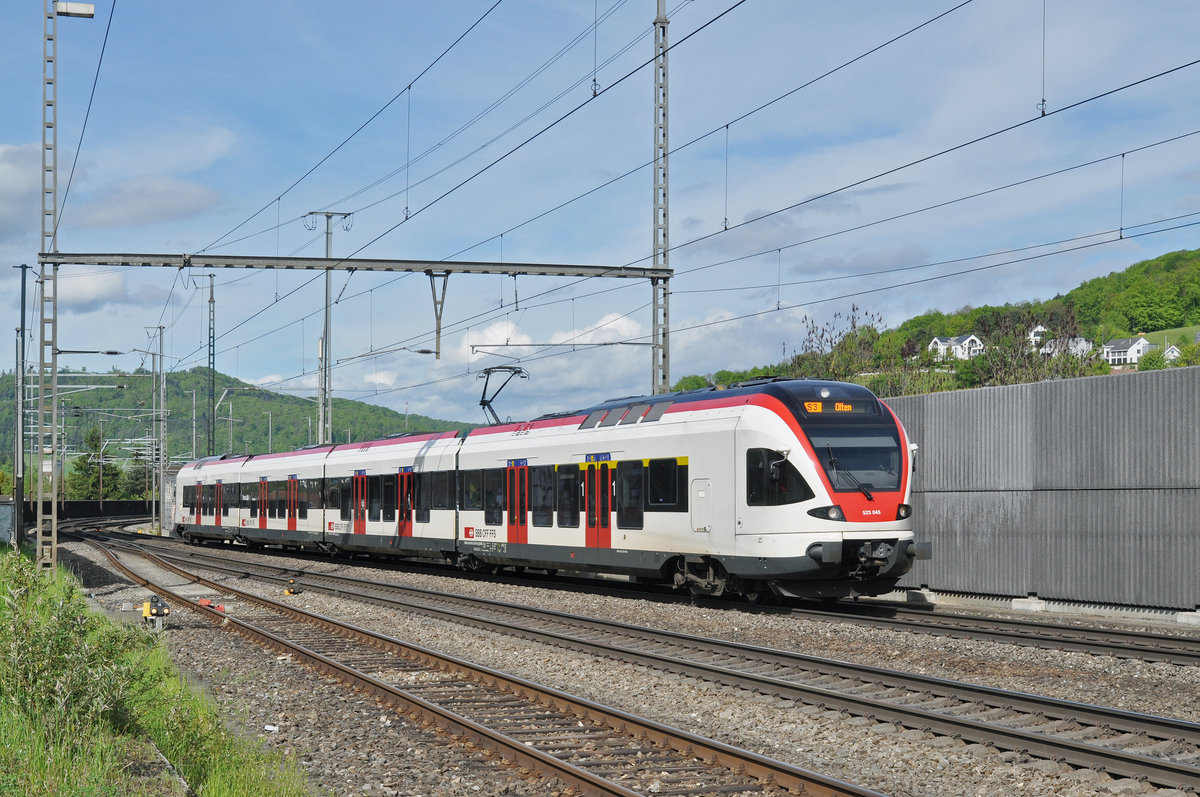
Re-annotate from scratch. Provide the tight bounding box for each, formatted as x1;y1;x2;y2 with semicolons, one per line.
63;427;123;500
1137;349;1167;371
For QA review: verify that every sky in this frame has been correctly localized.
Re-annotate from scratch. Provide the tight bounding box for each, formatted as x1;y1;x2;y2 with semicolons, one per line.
2;0;1199;431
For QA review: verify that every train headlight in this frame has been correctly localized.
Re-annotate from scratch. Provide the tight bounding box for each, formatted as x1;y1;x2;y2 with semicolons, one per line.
807;505;845;521
896;504;912;520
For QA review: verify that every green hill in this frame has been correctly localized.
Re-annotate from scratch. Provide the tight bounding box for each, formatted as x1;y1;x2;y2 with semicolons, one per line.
672;248;1200;395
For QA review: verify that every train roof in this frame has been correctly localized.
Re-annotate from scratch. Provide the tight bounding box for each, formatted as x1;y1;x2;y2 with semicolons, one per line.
536;377;884;421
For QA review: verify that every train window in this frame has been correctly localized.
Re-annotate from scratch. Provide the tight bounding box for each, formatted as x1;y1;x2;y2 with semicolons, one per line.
415;473;432;524
433;471;452;509
222;483;236;516
642;402;671;422
339;477;352;521
579;410;607;429
382;474;396;522
368;475;382;522
556;466;579;528
620;404;650;424
530;466;554;527
326;482;341;513
747;448;814;506
297;479;311;520
646;459;678;507
599;463;610;529
806;427;902;493
616;460;643;529
460;469;483;510
483;468;504;526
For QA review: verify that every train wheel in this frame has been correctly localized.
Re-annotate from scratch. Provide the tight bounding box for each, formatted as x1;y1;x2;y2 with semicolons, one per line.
742;582;773;605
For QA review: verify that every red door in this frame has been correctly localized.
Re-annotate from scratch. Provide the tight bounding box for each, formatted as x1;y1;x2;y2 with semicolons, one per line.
585;463;611;549
215;482;223;527
194;485;202;526
398;471;413;537
506;464;528;544
352;473;367;534
258;480;268;530
287;478;298;532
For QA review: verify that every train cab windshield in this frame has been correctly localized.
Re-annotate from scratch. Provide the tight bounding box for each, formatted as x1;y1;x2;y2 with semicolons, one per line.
805;427;901;493
776;382;903;494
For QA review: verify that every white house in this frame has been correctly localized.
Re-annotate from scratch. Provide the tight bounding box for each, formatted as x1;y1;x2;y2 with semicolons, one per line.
1029;324;1092;357
928;334;984;361
1102;337;1156;366
1165;344;1181;362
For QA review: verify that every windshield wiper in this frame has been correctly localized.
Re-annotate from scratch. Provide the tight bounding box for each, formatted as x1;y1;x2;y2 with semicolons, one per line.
826;443;873;501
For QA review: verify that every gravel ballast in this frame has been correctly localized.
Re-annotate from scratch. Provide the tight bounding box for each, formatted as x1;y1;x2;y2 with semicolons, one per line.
64;542;1199;797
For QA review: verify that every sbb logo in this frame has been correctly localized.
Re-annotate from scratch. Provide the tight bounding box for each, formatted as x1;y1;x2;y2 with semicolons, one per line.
464;527;474;539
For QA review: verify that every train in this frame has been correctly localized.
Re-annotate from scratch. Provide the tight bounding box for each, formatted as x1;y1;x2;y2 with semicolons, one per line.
174;377;931;601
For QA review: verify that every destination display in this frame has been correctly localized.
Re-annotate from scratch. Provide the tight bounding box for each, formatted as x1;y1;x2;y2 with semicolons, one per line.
802;400;872;414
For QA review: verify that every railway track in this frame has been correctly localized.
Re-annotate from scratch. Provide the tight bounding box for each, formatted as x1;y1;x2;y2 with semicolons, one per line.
84;527;1200;667
83;537;886;797
790;601;1200;667
97;538;1200;793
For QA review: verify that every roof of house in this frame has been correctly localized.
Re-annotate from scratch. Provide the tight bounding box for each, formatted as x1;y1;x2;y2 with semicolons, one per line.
1103;337;1148;352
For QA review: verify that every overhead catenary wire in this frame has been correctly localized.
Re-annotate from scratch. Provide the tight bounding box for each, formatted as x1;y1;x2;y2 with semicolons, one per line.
198;0;507;256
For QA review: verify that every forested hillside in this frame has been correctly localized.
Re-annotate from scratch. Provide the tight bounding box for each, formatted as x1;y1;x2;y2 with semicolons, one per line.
0;367;471;483
673;248;1200;396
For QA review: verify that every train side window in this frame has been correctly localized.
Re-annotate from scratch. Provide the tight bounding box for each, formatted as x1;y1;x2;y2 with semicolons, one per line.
642;402;671;422
300;475;314;520
326;482;341;513
616;460;643;529
432;471;452;509
646;459;678;508
747;448;814;506
415;473;432;523
556;467;579;528
368;475;382;522
530;466;555;527
483;468;505;526
382;474;397;522
339;477;353;521
460;469;483;510
223;483;236;516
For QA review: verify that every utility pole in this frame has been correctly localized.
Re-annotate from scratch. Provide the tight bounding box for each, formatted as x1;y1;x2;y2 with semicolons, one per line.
37;0;94;575
263;410;272;453
188;389;196;460
157;325;166;534
651;0;672;394
305;211;350;445
14;263;28;548
207;274;215;456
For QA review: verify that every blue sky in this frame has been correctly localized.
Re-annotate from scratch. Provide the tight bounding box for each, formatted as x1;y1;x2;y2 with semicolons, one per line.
2;1;1199;428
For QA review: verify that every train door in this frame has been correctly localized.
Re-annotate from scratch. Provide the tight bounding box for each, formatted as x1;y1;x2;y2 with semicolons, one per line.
584;461;611;548
397;470;413;537
352;471;367;534
258;479;268;530
214;481;223;527
506;462;528;544
287;477;298;532
194;485;202;526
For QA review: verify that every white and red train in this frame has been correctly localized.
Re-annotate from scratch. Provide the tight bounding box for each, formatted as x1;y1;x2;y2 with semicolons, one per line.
174;378;930;600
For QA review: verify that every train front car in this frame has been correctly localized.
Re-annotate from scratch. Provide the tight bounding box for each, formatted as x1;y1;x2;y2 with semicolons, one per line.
730;379;930;600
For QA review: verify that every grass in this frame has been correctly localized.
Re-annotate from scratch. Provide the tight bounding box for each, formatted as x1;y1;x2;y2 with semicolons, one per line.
0;550;315;796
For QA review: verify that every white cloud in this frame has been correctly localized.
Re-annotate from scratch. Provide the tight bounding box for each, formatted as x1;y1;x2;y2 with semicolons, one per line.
71;175;221;228
0;143;39;247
